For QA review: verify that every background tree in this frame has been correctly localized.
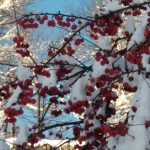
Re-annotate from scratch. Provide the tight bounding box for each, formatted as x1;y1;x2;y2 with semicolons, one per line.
0;0;38;148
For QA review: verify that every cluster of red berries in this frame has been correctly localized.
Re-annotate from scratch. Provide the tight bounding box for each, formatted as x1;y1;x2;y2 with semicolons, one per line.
36;15;48;24
83;121;94;131
55;133;62;139
34;66;50;77
94;15;122;36
54;15;72;28
60;45;75;56
100;122;128;136
64;100;89;115
56;67;72;79
19;98;35;105
49;97;58;104
123;82;137;92
131;106;137;112
17;14;82;33
103;90;118;102
47;19;56;27
4;107;23;123
0;85;11;99
28;133;38;145
124;9;141;16
96;75;112;88
13;36;30;57
74;38;84;46
39;86;60;97
28;132;45;145
17;17;38;29
18;79;32;89
125;49;142;64
47;49;56;57
39;86;48;97
73;126;81;138
144;24;150;37
145;121;150;128
17;15;50;29
105;68;120;76
51;109;62;117
90;33;98;40
121;0;133;6
95;52;109;65
48;86;60;95
85;84;95;96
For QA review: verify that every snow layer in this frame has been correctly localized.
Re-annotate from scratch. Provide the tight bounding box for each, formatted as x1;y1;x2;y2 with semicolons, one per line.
71;76;89;100
35;139;83;147
16;126;29;145
16;64;32;81
105;1;121;12
108;77;150;150
6;86;22;108
0;137;10;150
128;8;149;49
92;61;108;78
97;36;112;50
125;16;135;34
38;68;57;88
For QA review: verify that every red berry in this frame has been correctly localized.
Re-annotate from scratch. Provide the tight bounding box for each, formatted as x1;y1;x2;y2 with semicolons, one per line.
47;20;56;27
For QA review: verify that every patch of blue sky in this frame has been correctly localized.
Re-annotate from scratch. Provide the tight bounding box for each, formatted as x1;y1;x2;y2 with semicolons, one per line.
27;0;85;13
44;112;79;139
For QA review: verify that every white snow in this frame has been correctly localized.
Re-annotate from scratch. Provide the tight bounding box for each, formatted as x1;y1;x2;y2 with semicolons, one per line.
71;76;89;101
132;0;144;4
96;102;106;116
125;16;135;34
16;126;29;145
92;61;108;78
6;86;22;108
97;36;112;50
105;1;121;12
26;104;43;111
123;73;138;88
0;137;10;150
35;139;84;147
37;68;57;88
57;55;76;65
16;64;32;81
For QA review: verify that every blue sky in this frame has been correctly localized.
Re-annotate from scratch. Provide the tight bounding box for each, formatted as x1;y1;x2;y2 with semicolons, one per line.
28;0;88;13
